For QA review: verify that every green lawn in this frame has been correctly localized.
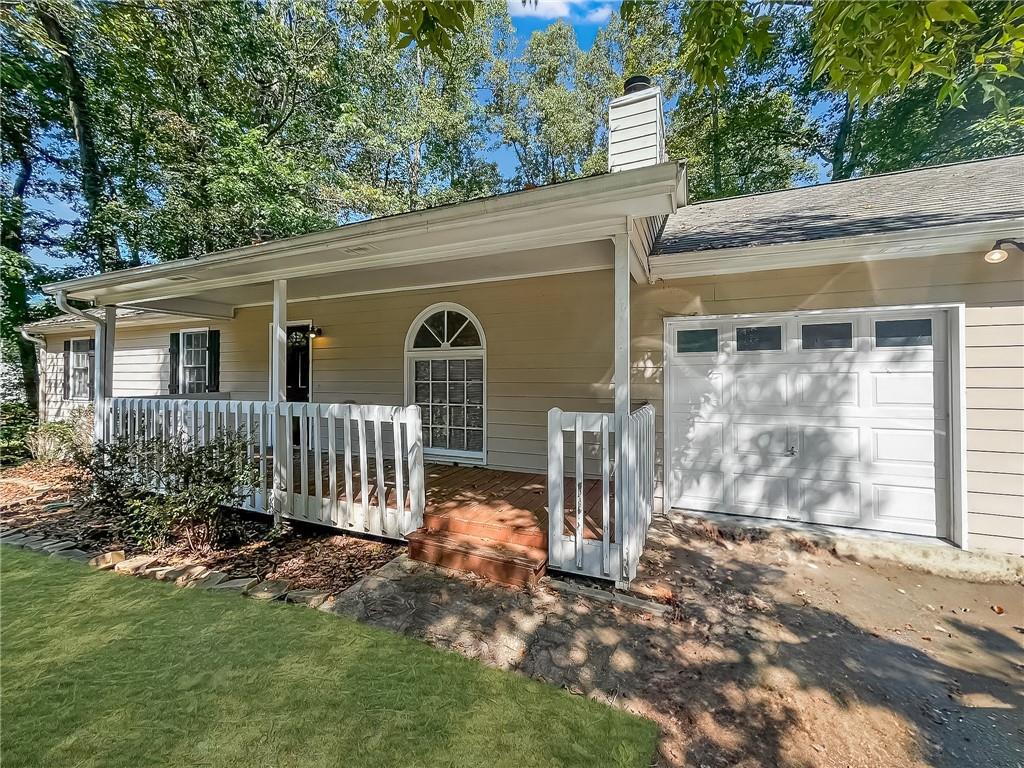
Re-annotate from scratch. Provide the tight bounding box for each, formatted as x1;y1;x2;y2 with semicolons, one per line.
1;549;656;768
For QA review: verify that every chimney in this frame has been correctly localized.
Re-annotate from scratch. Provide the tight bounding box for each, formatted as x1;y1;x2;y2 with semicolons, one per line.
607;75;666;173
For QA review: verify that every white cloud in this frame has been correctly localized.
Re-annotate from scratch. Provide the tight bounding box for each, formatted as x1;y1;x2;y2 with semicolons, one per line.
584;5;613;23
506;0;575;19
506;0;615;23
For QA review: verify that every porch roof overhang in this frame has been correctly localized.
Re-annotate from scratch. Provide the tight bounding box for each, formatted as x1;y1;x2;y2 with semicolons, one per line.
45;162;684;310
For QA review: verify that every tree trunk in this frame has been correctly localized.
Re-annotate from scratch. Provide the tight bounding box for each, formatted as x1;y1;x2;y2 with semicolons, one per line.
37;3;115;272
830;95;856;180
710;88;723;196
1;135;39;411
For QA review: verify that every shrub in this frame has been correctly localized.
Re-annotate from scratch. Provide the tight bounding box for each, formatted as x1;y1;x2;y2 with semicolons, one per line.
83;428;259;553
21;406;94;465
0;402;35;466
25;420;77;464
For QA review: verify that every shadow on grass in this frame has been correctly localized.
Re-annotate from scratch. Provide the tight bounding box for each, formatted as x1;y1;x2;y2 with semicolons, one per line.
0;549;656;768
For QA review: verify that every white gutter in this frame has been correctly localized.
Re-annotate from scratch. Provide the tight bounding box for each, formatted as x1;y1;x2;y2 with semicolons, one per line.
56;290;113;441
55;290;103;330
19;329;48;421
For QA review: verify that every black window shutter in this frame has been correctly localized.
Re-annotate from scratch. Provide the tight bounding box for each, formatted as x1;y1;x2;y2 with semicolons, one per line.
63;339;71;400
87;338;96;400
207;330;220;392
168;333;180;394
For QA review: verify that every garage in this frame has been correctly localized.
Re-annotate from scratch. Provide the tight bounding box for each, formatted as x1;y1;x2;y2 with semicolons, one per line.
664;306;959;538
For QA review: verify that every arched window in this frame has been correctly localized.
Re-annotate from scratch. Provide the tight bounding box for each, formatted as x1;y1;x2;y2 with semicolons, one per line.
405;303;486;462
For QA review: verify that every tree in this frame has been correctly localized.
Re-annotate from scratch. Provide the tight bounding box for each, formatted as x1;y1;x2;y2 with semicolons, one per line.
1;0;71;409
668;6;816;199
623;0;1024;114
336;0;509;218
489;21;618;187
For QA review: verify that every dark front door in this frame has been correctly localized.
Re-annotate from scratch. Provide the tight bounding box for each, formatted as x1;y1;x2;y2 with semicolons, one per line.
286;325;310;403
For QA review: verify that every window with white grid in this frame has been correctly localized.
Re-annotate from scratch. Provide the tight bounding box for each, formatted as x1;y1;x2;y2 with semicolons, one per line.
70;338;91;399
406;306;485;461
181;330;208;394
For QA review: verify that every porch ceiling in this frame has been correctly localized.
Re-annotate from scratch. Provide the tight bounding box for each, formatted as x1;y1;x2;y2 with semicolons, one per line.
46;162;683;308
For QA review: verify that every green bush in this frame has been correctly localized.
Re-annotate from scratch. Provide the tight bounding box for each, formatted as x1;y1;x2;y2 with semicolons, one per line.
0;402;35;466
83;428;259;553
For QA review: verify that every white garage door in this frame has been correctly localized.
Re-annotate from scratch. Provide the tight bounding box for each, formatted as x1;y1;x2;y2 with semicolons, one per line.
665;307;951;537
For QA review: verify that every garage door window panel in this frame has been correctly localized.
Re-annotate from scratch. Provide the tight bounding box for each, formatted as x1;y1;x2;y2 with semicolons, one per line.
875;318;932;348
801;322;853;351
677;328;718;354
736;325;783;352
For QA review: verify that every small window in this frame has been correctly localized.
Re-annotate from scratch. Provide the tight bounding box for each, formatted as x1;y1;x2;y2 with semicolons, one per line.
411;309;482;350
802;322;853;350
737;325;782;352
677;328;718;354
876;318;932;347
181;330;209;394
70;339;91;399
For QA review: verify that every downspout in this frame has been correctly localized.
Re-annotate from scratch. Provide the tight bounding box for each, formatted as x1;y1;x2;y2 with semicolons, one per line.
19;329;48;422
55;290;107;440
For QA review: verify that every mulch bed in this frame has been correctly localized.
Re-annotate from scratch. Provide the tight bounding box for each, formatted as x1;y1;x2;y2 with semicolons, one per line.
0;461;401;593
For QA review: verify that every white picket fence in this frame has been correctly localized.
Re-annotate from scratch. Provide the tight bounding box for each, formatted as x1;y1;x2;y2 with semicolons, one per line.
546;402;655;584
104;398;425;540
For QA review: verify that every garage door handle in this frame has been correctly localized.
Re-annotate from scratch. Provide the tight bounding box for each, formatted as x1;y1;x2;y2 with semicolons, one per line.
785;446;797;457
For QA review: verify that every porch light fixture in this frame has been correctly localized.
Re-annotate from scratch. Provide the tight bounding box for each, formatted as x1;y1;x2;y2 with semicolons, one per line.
984;238;1023;264
310;326;323;338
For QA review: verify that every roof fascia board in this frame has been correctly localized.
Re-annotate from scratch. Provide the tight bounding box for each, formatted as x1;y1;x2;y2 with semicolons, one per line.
45;163;681;299
650;218;1023;279
91;220;629;306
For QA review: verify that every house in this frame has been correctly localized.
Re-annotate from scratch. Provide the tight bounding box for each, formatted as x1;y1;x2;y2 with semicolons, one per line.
20;79;1024;587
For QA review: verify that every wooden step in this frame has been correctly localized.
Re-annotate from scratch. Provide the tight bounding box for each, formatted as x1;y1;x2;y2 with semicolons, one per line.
422;511;546;550
406;529;547;588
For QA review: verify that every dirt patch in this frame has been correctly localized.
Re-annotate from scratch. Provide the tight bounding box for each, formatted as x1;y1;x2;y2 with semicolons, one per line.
0;461;401;594
331;517;1023;768
628;516;1024;767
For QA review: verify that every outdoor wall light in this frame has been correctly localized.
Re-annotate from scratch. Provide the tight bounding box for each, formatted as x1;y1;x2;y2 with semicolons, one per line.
310;326;323;338
984;239;1023;264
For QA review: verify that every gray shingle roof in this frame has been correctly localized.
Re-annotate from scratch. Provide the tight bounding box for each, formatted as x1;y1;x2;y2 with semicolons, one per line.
21;308;149;333
654;155;1024;255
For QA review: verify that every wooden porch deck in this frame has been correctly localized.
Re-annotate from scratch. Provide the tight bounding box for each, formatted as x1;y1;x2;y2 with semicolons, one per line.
423;464;613;544
288;456;612;543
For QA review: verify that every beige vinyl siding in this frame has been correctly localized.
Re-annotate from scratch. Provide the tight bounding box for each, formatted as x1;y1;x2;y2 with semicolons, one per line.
632;250;1024;556
40;270;617;475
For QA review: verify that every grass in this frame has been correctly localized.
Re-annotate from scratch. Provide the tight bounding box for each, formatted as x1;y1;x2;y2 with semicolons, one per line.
1;549;657;768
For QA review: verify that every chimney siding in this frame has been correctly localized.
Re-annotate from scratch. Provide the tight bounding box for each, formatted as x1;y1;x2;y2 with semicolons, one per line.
608;86;666;173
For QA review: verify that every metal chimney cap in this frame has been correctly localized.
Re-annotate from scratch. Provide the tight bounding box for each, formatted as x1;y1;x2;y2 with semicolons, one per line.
624;75;652;95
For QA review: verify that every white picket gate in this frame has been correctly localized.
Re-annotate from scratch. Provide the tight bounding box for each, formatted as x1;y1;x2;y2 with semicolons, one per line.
104;398;425;541
546;403;655;584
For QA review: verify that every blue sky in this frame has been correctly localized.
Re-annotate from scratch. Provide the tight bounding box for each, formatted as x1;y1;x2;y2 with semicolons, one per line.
506;0;619;49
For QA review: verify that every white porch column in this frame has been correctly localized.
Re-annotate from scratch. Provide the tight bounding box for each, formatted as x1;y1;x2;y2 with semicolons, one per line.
271;279;288;525
613;232;632;585
93;306;116;441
